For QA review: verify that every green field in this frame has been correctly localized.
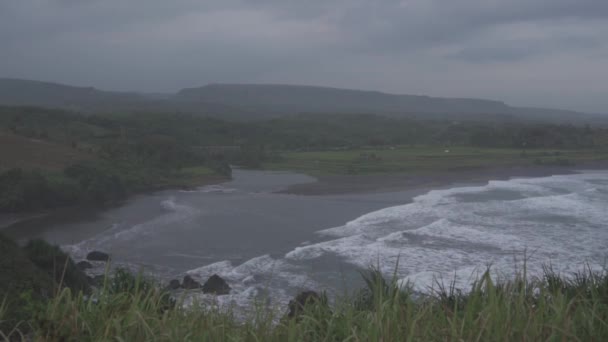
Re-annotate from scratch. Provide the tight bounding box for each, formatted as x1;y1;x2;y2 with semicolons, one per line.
264;146;608;175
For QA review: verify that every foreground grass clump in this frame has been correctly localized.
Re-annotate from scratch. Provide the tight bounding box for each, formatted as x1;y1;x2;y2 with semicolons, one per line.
2;267;608;341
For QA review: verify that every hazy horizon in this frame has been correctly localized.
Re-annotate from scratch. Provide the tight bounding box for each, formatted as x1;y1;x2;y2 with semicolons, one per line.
1;1;607;113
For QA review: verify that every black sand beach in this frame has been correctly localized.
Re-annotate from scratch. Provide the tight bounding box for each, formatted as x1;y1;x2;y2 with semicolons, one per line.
282;161;608;195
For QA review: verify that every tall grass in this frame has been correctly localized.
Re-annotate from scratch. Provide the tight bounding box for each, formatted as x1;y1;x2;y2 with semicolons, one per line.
2;266;608;341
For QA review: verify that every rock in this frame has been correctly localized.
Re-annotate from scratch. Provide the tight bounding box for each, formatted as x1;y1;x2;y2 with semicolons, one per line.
86;251;110;262
76;260;93;271
167;279;181;290
287;291;323;319
181;275;202;289
87;275;106;287
202;274;231;295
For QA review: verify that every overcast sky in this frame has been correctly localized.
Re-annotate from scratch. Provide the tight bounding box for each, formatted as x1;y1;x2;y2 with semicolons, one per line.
1;0;607;112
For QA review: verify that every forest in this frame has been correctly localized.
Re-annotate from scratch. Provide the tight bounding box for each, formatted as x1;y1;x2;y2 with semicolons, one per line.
1;105;607;212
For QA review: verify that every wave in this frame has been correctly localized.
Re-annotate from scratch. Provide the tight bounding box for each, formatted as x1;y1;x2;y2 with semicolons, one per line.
183;255;319;315
104;198;199;242
64;197;201;258
292;170;608;293
62;170;608;314
407;218;523;250
179;185;238;194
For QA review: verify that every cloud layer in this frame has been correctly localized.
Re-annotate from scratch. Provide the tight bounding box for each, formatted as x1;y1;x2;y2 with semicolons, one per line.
1;0;607;112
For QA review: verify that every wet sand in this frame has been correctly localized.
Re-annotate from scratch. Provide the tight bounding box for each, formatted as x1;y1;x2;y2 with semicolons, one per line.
282;161;608;195
0;170;431;275
3;166;607;311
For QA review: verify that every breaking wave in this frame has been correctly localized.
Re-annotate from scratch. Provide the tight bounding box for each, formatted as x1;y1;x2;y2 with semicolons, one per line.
65;170;608;311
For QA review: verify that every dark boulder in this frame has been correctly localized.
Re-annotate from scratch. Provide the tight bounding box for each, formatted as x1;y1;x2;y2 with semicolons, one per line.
87;275;106;287
181;275;202;289
286;291;326;319
77;260;93;271
86;251;110;262
167;279;181;290
202;274;231;295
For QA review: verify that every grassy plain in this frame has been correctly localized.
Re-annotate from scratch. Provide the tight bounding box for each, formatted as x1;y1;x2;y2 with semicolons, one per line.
264;146;608;176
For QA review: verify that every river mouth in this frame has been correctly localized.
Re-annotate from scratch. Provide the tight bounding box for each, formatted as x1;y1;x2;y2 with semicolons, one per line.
4;169;608;312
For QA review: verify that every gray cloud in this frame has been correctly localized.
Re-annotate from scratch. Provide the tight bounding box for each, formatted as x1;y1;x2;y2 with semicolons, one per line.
0;0;607;112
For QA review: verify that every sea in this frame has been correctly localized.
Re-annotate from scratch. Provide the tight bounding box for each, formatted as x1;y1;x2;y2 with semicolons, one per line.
4;169;608;312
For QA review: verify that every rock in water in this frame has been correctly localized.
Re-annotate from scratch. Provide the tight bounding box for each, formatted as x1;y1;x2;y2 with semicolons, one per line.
181;275;202;289
167;279;181;290
287;291;323;319
86;251;110;262
76;261;93;270
87;275;106;287
202;274;231;295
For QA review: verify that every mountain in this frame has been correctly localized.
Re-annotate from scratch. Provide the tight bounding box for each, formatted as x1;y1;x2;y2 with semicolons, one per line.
176;83;607;124
0;78;250;118
0;78;146;112
176;83;512;116
0;78;605;124
510;107;606;124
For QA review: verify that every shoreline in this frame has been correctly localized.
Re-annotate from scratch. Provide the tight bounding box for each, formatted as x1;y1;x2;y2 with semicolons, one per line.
0;175;229;233
2;165;607;315
279;160;608;195
5;162;607;233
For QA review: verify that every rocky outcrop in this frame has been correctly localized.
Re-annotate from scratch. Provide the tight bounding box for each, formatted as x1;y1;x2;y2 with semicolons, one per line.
286;291;325;319
86;251;110;262
180;274;231;294
167;279;181;290
202;274;231;295
76;260;93;271
181;275;202;289
87;275;105;287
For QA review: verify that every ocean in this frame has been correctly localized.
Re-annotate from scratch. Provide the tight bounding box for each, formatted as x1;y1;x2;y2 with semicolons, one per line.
5;169;608;312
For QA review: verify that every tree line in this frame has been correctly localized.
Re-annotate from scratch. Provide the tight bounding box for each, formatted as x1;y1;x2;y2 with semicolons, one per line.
1;106;607;212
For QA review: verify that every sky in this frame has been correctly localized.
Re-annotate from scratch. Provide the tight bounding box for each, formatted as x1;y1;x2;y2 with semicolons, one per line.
1;0;607;113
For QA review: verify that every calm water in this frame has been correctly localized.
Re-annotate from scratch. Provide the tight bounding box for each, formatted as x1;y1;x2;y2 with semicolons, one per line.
5;169;608;311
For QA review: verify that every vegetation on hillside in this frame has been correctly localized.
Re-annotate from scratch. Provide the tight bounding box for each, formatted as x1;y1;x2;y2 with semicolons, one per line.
0;234;86;333
1;106;607;212
0;107;233;213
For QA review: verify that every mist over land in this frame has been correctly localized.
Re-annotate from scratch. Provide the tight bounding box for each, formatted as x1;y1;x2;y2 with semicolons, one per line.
1;77;606;124
2;0;608;339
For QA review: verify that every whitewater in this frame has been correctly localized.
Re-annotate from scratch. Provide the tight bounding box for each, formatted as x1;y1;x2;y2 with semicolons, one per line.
7;169;607;312
185;171;608;309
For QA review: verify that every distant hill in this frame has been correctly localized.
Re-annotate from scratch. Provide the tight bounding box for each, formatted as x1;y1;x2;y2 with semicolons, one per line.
176;84;607;124
1;78;606;124
176;83;513;118
0;78;249;118
509;107;606;124
0;78;146;112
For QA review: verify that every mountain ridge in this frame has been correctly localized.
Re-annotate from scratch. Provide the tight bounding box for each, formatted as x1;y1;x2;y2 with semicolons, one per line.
1;77;605;124
176;83;512;116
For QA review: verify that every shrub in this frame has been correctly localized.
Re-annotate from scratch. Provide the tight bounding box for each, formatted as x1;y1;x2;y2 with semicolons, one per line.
0;169;54;212
64;162;127;204
22;239;90;294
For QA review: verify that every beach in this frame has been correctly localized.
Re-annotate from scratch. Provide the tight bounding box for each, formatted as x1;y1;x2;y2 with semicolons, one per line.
3;166;608;312
282;161;608;195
